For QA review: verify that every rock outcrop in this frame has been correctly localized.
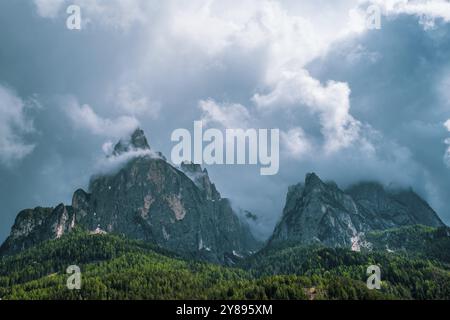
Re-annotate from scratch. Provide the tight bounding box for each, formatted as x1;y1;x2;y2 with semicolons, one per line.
268;173;445;250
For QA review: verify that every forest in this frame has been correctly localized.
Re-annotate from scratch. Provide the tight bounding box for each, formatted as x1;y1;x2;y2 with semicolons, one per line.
1;225;449;300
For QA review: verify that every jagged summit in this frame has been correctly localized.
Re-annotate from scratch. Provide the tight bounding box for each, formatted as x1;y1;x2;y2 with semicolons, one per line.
113;128;150;156
269;173;445;250
305;172;322;186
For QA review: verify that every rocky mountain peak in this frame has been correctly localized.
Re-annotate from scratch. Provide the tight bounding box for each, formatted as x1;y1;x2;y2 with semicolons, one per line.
269;173;446;250
305;172;323;186
113;128;150;156
303;172;335;196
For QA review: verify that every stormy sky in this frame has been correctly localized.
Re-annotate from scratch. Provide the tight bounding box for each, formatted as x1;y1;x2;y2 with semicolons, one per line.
1;0;450;241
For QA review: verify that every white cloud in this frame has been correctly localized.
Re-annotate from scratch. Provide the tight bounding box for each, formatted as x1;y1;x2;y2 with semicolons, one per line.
168;1;345;79
33;0;367;154
170;1;243;56
95;147;163;175
199;99;251;128
0;85;35;165
101;141;114;155
445;119;450;131
281;128;313;159
34;0;65;18
168;1;367;153
35;0;433;158
254;69;362;153
116;84;160;119
65;99;139;138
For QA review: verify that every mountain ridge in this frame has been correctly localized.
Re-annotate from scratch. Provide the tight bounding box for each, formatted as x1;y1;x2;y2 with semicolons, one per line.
0;129;260;264
268;172;445;250
1;130;447;265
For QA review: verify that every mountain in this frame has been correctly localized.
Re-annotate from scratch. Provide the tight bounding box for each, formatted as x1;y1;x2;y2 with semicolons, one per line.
268;173;445;249
0;129;260;264
112;128;151;156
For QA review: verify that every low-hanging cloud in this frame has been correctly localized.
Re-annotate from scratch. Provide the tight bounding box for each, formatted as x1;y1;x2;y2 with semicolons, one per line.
94;147;163;176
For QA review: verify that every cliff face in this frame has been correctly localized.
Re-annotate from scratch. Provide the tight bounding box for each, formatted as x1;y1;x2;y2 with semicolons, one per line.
0;129;259;263
268;173;445;250
76;155;258;263
347;182;444;229
0;205;76;254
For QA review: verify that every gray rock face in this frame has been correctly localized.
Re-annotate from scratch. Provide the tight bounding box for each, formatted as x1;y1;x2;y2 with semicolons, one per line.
113;128;150;156
269;173;445;250
347;182;444;228
77;156;258;263
0;205;76;255
180;162;221;201
0;129;259;263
